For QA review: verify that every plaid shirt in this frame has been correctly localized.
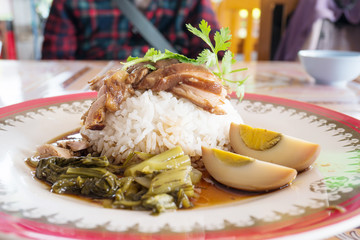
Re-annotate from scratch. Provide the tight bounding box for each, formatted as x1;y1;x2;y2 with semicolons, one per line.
41;0;220;60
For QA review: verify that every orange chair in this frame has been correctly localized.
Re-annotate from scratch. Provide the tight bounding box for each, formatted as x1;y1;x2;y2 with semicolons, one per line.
258;0;298;60
215;0;260;61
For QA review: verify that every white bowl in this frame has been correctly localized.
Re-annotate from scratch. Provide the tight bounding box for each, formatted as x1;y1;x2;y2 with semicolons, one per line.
298;50;360;86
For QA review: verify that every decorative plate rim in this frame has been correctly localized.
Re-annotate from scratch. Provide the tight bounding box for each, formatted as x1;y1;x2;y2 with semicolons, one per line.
0;92;359;240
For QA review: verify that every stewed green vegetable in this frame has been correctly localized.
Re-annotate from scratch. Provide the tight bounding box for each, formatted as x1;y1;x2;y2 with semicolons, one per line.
32;147;201;214
34;155;120;197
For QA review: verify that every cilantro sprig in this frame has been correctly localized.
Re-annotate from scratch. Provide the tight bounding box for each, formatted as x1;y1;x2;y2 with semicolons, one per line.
186;20;247;98
122;49;196;69
122;20;247;99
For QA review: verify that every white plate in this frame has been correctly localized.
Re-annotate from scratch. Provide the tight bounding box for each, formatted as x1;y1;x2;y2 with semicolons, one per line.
0;92;359;240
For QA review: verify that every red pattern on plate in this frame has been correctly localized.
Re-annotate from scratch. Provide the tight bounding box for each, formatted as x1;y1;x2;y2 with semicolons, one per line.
0;92;97;119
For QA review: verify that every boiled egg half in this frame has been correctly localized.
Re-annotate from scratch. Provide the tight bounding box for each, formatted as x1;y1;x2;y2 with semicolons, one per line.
201;146;297;192
230;123;320;172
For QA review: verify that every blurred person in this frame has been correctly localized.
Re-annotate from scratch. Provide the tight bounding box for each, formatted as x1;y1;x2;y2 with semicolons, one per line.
41;0;221;60
274;0;360;61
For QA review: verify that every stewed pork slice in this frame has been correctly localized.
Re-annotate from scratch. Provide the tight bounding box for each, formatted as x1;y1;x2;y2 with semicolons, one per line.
171;83;227;114
154;58;180;69
83;70;133;130
104;69;132;112
152;72;224;94
137;63;223;94
89;67;122;91
126;62;153;86
127;59;180;86
37;144;73;158
83;85;107;130
64;139;90;152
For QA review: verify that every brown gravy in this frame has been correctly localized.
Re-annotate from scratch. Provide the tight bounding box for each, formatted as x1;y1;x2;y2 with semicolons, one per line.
191;171;260;208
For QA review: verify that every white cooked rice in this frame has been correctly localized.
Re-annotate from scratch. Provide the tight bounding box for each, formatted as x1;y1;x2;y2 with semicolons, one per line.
81;90;243;164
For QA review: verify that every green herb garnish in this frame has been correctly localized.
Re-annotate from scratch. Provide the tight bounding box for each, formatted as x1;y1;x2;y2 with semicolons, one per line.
122;20;247;99
186;20;248;99
122;48;196;69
